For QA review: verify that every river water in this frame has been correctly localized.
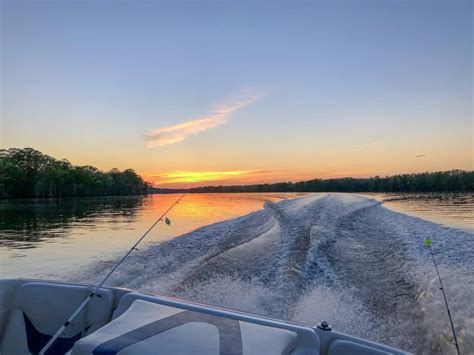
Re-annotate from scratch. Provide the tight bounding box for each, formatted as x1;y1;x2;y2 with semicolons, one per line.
0;192;473;354
0;193;308;278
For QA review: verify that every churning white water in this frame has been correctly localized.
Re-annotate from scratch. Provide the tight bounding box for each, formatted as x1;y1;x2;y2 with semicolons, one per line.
74;194;474;354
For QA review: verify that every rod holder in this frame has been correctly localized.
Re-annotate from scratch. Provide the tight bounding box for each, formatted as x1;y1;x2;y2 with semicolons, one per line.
316;321;332;331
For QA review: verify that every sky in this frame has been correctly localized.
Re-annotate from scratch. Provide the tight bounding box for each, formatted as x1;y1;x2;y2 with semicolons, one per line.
1;0;472;188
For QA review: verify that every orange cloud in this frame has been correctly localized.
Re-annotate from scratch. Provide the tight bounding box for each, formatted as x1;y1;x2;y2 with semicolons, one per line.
153;170;254;184
144;92;260;147
145;169;321;188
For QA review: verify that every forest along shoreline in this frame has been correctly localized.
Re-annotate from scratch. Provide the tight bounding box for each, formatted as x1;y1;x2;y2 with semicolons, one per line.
0;148;151;198
2;148;473;200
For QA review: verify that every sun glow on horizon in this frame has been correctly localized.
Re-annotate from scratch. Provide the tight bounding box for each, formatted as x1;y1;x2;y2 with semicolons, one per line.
149;170;254;185
144;169;351;188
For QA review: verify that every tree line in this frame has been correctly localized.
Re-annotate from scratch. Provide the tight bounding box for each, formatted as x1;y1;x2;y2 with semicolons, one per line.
186;170;474;193
0;148;151;199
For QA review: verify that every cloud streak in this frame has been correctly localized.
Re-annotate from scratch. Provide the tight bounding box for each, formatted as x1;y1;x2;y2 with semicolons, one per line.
144;92;259;147
145;168;321;188
152;170;254;184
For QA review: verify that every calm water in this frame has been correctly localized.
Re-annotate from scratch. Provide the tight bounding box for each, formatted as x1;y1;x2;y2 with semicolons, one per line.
1;192;472;353
0;193;307;278
0;192;472;279
369;193;474;232
0;193;474;278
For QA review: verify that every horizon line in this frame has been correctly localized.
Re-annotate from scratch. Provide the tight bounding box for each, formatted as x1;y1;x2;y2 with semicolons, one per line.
149;168;472;190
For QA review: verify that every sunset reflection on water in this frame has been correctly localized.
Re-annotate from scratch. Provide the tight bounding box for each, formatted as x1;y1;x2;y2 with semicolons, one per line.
0;193;306;278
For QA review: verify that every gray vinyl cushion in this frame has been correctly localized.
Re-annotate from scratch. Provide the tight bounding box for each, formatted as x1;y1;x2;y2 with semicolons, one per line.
1;282;113;355
328;339;392;355
72;299;297;355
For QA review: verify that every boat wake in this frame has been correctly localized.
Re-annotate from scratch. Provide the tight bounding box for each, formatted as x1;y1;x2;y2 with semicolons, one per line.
74;194;474;354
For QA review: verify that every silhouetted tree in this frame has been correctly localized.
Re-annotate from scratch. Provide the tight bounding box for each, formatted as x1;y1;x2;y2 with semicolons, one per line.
185;170;474;194
0;148;151;198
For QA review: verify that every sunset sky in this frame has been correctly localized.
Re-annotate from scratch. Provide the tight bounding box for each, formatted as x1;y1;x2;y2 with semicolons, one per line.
1;1;472;188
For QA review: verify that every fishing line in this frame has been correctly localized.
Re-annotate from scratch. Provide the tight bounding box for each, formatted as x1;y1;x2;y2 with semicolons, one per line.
39;193;186;355
424;238;460;355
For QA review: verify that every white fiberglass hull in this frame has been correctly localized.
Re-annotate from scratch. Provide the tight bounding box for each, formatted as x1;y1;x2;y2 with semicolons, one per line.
0;279;408;355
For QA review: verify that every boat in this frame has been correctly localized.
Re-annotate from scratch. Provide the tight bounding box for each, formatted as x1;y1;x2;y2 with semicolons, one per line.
0;278;408;354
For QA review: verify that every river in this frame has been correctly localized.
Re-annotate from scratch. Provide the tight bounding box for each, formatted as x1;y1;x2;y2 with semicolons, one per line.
1;192;473;354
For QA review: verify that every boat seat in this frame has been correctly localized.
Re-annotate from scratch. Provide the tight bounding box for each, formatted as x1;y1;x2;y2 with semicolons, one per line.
71;299;298;355
1;282;114;355
328;339;392;355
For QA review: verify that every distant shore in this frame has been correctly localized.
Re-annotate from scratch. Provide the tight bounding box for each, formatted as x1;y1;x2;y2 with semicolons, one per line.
152;170;473;194
1;148;151;199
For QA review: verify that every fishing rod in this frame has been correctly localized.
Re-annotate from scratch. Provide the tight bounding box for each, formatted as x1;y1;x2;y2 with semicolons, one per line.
40;193;186;355
424;238;460;355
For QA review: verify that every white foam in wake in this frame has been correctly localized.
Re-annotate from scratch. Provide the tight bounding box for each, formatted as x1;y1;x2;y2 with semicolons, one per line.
72;193;473;354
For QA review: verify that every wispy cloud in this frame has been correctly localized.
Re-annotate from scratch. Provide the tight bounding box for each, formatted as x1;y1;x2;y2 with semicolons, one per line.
144;91;261;147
